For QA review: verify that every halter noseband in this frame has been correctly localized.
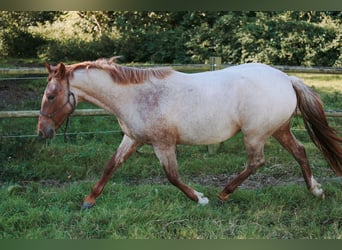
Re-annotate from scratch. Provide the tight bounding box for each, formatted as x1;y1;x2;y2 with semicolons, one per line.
40;77;76;142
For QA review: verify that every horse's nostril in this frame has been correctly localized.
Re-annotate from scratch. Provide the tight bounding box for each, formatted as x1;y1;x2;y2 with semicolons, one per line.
47;128;55;138
38;130;44;138
38;128;55;139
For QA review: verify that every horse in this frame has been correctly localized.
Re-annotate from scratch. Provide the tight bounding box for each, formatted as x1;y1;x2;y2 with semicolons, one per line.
37;58;342;208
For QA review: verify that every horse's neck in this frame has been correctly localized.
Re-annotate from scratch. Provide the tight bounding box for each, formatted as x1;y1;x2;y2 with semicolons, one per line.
70;70;134;117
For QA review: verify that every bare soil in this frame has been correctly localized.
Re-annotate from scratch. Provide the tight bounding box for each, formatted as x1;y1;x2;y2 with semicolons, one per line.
127;173;306;190
0;80;42;110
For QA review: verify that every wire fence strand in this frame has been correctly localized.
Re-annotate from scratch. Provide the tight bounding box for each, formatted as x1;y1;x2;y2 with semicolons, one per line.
1;130;123;139
0;76;46;81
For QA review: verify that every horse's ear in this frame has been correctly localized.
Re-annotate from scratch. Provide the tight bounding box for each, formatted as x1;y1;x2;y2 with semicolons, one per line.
109;56;121;64
45;62;52;74
57;63;66;79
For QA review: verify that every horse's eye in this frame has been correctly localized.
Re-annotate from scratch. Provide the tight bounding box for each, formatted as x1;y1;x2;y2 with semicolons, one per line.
47;95;55;101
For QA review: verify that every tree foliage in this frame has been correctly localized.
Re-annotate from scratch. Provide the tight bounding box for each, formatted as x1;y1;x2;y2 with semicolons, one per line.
0;11;62;57
1;11;341;66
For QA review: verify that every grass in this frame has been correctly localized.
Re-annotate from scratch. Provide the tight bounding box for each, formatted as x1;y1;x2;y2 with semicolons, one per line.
1;181;342;239
0;68;341;239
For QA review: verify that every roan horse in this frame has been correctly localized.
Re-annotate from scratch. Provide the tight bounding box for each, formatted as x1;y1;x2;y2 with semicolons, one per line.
37;58;342;208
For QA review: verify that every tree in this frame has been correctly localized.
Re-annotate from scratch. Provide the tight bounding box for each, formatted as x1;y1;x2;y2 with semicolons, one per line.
0;11;62;57
1;11;341;66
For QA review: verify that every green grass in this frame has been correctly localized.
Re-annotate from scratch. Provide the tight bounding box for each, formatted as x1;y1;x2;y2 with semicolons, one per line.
1;181;342;239
0;69;341;239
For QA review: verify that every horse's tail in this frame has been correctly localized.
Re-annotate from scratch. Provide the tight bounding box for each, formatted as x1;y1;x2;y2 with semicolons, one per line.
290;76;342;176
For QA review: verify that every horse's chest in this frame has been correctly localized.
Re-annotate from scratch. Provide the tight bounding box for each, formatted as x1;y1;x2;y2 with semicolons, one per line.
117;118;138;140
117;117;155;144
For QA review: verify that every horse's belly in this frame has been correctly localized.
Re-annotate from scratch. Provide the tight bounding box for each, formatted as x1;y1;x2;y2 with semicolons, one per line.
179;131;239;145
177;117;240;145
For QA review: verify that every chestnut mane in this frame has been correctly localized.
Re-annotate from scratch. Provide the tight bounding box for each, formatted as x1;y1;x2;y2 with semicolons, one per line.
67;58;173;84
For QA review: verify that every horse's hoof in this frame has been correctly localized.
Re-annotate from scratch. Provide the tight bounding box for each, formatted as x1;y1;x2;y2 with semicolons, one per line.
310;178;324;199
194;190;209;206
215;199;227;206
217;192;230;202
81;202;95;210
321;192;325;200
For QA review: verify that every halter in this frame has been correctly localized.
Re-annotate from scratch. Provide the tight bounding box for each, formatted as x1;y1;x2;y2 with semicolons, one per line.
40;77;76;142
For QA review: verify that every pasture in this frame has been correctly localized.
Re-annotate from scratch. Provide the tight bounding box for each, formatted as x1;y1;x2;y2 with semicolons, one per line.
0;69;341;239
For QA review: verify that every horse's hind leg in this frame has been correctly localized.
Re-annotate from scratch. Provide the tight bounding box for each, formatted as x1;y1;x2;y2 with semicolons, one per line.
153;144;209;205
218;135;266;201
272;121;324;198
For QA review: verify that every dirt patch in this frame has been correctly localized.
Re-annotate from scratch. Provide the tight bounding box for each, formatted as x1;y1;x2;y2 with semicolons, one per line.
4;174;341;194
2;173;304;190
127;173;306;190
0;80;42;110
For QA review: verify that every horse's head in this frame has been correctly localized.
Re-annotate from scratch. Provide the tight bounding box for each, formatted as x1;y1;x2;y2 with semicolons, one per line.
37;63;76;139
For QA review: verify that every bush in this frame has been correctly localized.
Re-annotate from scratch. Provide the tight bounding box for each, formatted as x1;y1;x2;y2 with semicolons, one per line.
1;11;341;66
0;27;46;57
37;34;118;62
186;13;342;66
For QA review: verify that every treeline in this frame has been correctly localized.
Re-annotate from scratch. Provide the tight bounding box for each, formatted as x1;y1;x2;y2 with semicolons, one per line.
0;11;341;66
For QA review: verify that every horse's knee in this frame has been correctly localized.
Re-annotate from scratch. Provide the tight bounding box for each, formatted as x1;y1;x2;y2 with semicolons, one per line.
248;157;265;174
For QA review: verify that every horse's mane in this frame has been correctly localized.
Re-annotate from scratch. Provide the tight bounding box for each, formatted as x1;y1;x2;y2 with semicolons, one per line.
67;57;174;84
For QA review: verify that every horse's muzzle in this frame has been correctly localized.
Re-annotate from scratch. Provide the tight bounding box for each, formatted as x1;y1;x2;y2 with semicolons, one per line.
38;126;55;139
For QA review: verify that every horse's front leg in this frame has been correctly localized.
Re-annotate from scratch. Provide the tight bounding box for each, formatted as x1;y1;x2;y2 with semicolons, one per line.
153;144;209;205
82;135;141;209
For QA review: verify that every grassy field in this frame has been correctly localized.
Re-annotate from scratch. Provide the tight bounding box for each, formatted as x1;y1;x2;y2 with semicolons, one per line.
0;69;341;239
1;181;342;239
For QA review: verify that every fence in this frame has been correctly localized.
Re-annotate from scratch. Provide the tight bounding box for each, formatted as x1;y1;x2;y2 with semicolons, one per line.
0;109;110;118
1;65;342;75
1;64;341;133
1;64;341;120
